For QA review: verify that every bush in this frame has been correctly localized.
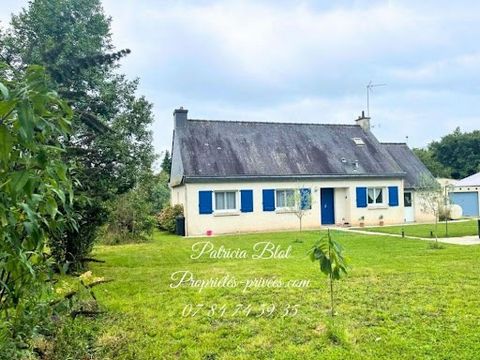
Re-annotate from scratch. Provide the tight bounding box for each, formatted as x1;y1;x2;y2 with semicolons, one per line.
157;205;184;233
438;205;451;221
0;66;78;356
100;189;156;245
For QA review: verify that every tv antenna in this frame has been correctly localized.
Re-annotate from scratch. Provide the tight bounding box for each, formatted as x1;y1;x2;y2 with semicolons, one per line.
366;81;386;116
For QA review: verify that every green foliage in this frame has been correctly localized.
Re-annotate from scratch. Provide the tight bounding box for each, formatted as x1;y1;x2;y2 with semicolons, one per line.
413;127;480;179
143;171;170;214
101;188;156;245
310;229;348;316
161;150;172;176
157;205;184;233
0;65;75;356
413;147;452;178
1;0;156;269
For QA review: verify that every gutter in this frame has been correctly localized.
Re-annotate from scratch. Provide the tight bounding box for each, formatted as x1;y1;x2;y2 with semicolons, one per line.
183;173;406;184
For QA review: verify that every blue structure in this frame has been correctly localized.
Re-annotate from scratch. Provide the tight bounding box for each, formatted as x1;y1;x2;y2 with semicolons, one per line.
450;192;479;217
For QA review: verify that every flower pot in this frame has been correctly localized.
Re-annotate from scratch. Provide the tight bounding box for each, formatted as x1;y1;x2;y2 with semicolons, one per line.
379;220;384;226
359;222;365;228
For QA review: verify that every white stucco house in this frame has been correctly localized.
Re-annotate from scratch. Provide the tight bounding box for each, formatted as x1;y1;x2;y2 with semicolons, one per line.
170;108;435;236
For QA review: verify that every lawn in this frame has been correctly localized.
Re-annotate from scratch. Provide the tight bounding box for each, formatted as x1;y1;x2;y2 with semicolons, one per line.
357;219;479;238
89;230;480;359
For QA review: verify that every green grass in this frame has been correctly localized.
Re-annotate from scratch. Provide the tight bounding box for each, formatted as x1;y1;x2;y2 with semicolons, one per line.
89;230;480;359
357;219;479;238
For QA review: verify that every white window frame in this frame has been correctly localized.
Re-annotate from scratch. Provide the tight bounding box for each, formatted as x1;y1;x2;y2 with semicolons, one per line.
275;189;296;209
213;190;239;213
367;187;386;206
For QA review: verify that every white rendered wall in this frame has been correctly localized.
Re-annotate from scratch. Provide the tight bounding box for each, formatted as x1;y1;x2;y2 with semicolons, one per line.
172;178;419;236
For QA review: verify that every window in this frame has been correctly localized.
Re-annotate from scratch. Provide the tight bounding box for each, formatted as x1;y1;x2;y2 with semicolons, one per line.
215;191;237;211
352;137;365;145
404;192;412;207
276;189;295;208
367;187;385;205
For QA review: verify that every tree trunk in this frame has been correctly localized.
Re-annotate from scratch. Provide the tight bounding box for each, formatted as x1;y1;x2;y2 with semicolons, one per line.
330;273;334;317
327;229;334;317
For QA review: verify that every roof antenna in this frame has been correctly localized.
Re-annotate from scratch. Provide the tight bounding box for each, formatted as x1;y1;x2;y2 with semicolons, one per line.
366;81;387;117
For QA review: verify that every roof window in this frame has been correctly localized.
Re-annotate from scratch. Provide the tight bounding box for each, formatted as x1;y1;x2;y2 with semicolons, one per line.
352;137;365;145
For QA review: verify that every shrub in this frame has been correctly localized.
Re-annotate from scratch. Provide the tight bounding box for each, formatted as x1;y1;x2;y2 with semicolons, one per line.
438;206;451;221
157;205;184;233
0;66;77;356
101;189;156;245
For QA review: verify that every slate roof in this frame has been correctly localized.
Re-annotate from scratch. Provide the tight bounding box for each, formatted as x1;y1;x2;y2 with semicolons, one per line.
382;142;432;189
455;172;480;186
171;118;411;186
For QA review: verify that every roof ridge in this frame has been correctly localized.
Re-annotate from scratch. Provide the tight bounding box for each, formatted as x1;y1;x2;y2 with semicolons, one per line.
187;118;360;127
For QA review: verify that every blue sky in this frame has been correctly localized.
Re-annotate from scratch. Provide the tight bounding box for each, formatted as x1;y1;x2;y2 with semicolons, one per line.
2;0;480;157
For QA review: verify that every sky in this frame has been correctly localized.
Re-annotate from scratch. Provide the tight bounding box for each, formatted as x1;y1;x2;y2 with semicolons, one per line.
2;0;480;157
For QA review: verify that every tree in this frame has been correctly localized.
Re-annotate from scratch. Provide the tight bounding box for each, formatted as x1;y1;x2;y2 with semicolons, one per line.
288;187;312;232
1;0;155;268
413;127;480;179
161;150;172;176
310;229;348;317
149;171;171;213
416;174;443;247
413;148;451;178
103;187;156;244
433;127;480;179
0;65;76;353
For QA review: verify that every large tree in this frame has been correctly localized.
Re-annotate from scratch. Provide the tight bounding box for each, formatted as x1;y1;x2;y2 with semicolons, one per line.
414;127;480;179
0;0;155;268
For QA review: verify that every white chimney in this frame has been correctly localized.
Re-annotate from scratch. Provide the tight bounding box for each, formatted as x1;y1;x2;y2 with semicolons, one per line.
355;110;370;131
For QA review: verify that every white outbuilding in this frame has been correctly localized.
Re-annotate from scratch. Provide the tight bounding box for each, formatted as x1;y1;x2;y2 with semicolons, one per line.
450;172;480;217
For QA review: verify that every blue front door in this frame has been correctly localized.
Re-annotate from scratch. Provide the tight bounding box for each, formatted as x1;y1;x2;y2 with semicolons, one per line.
321;188;335;225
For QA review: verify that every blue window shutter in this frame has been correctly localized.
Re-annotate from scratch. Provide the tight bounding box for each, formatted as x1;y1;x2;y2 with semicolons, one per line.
199;191;213;214
240;190;253;212
300;188;312;210
262;189;275;211
356;187;367;208
388;186;399;206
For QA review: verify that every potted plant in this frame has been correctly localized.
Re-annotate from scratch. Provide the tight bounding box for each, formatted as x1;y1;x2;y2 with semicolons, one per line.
359;216;365;228
379;214;384;226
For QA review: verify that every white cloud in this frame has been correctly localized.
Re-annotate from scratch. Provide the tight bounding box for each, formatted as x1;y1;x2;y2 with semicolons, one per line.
4;0;480;154
388;52;480;82
107;1;449;84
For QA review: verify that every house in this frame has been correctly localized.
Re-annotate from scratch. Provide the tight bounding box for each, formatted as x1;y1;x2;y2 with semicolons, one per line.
450;172;480;217
170;108;435;236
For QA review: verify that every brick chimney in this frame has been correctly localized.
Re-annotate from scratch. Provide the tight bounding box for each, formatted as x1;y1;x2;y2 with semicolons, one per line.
173;107;188;129
355;111;370;131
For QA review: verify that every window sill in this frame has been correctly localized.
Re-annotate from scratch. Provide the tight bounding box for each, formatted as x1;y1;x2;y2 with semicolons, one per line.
367;205;388;210
213;211;241;217
275;208;296;214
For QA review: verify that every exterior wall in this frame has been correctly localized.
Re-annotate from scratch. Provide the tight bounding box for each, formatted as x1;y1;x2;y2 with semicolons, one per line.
411;190;437;223
449;185;480;217
175;178;409;236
